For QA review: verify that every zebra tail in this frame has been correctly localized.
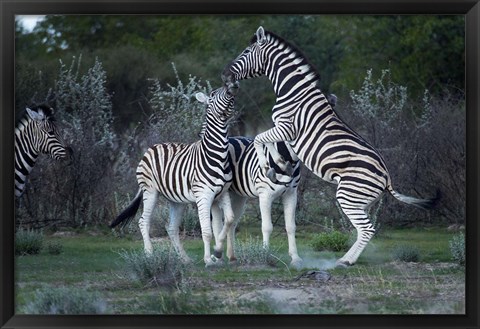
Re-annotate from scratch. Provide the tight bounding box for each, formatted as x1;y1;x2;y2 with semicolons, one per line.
109;189;143;229
387;184;441;210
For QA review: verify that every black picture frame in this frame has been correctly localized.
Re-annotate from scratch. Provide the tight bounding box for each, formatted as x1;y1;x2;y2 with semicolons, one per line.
1;1;478;328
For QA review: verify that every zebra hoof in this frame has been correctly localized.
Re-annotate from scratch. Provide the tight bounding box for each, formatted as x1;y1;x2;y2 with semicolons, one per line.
284;161;294;176
290;257;303;269
335;260;353;268
229;256;237;263
266;167;277;182
213;249;223;259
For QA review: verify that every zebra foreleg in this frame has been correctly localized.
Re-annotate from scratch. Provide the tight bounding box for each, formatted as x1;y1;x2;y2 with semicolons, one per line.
138;189;159;255
254;124;295;177
282;188;303;268
258;195;274;250
196;196;217;267
166;202;192;263
213;192;236;260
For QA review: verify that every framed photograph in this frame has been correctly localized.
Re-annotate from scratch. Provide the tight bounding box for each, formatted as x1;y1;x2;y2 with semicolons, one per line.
1;1;478;328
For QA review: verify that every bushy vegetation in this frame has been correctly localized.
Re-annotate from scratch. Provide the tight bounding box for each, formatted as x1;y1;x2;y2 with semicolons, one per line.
117;242;187;288
15;229;44;255
22;287;108;314
449;232;465;266
235;236;277;266
391;244;421;262
45;241;64;255
311;231;350;252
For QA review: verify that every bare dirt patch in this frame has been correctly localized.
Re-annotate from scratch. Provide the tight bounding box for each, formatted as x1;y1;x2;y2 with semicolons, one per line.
198;262;465;314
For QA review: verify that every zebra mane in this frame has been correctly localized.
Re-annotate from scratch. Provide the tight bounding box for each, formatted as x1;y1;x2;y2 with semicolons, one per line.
251;29;321;83
27;103;56;121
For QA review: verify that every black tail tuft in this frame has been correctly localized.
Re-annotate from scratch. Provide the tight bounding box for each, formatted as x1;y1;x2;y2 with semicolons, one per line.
109;189;143;229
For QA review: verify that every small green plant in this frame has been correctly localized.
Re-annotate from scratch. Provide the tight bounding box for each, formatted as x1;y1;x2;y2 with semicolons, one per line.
235;236;277;266
46;241;64;255
118;242;186;288
392;244;421;262
449;232;465;265
15;229;44;255
23;287;108;314
311;231;350;252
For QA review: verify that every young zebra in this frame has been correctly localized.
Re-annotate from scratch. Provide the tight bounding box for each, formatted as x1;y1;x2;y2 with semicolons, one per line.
110;83;239;267
15;104;73;198
222;27;439;267
211;94;337;267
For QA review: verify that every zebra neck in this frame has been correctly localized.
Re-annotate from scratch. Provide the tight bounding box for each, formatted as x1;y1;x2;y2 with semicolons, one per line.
201;118;229;153
15;119;40;197
265;43;320;100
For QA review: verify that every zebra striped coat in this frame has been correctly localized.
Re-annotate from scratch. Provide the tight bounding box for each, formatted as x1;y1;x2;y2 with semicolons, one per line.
211;136;302;266
14;104;72;198
110;84;239;266
222;26;439;266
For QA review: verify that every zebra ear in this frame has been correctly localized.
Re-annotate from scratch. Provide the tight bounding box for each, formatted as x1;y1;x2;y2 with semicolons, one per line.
26;107;45;121
195;92;208;104
256;26;266;44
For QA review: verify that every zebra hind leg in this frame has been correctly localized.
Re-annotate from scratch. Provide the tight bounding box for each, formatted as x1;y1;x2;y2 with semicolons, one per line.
166;202;192;264
335;198;376;267
138;189;159;255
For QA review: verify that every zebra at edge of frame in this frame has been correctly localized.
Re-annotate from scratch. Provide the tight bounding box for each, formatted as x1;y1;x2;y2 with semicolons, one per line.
210;93;338;268
221;26;440;267
109;82;239;267
15;103;73;198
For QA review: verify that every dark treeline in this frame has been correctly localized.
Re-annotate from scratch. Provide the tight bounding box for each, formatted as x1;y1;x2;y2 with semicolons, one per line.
16;15;464;132
15;15;465;231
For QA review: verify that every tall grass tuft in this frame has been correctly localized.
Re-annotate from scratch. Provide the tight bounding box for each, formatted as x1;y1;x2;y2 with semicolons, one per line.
118;242;187;288
392;244;421;262
23;287;108;314
235;236;277;266
449;232;465;266
15;229;44;255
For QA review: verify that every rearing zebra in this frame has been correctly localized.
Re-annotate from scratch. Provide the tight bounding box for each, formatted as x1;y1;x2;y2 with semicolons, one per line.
15;104;72;198
222;27;439;267
110;83;239;266
211;94;337;267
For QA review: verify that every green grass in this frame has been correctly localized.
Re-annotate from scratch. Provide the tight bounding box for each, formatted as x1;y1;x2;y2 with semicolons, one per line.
15;226;464;314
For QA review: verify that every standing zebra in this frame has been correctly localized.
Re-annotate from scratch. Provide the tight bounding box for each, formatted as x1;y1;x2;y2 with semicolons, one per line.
110;83;239;266
15;104;72;198
211;136;302;267
222;27;439;267
211;94;337;267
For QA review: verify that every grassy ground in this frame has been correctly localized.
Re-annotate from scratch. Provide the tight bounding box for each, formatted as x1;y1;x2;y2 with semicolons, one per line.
15;226;465;314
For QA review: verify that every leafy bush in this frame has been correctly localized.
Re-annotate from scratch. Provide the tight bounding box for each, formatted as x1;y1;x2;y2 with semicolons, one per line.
15;229;44;255
118;242;187;288
449;232;465;265
235;236;277;266
311;231;350;252
23;287;108;314
391;245;421;262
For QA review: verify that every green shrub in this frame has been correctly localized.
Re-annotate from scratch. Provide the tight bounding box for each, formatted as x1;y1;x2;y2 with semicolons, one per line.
23;287;108;314
449;232;465;265
46;241;64;255
392;245;421;262
15;229;44;255
311;231;350;252
235;236;277;266
118;242;186;288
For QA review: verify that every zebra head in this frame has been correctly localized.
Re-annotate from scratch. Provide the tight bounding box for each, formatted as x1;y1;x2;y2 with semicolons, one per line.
221;26;269;87
25;104;73;161
195;82;239;126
